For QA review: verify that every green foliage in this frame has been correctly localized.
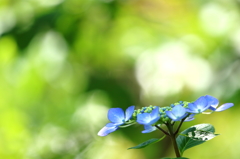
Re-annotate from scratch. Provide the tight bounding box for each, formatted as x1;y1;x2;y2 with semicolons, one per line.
0;0;238;158
177;123;219;155
128;136;166;149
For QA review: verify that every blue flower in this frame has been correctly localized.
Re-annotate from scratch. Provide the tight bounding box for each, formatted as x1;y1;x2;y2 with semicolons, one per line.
186;95;234;114
205;95;234;112
166;105;188;121
186;96;210;114
98;106;135;136
137;107;160;133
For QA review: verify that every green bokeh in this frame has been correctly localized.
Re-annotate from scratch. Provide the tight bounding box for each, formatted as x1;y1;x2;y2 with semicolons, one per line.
0;0;239;159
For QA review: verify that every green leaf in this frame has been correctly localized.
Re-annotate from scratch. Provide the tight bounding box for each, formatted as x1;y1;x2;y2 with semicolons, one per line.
128;135;166;149
177;123;219;155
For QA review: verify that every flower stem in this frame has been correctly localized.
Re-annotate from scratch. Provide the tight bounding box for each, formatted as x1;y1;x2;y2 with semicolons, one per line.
174;116;187;135
170;134;181;157
166;123;181;157
155;125;169;136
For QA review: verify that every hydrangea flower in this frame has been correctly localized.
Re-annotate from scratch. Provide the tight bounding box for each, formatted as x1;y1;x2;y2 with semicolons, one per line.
205;95;234;112
165;105;188;121
186;95;234;114
98;106;135;136
137;107;160;133
186;96;210;114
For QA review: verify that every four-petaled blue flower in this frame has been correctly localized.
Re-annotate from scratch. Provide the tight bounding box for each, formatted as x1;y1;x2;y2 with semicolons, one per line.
137;107;160;133
166;105;187;121
186;95;234;114
98;106;135;136
205;95;234;112
186;96;210;114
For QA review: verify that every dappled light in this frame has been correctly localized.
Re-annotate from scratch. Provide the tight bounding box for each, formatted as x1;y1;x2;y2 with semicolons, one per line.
135;41;212;99
0;0;240;158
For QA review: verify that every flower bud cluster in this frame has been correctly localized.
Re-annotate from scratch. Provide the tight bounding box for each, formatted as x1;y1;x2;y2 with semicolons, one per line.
131;101;189;124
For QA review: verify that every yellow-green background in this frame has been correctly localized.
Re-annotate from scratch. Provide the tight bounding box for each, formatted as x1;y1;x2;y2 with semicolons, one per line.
0;0;239;158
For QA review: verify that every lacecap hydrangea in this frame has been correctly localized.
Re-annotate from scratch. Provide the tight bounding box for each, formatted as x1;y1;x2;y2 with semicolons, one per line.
98;95;233;136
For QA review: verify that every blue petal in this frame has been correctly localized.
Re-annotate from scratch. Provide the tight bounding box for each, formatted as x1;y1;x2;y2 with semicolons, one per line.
166;111;177;121
215;103;234;112
176;113;188;121
187;103;196;110
194;96;208;110
98;123;118;136
125;105;135;121
166;106;187;121
108;108;125;124
142;125;156;133
150;106;159;116
205;95;219;109
105;123;119;127
137;113;152;125
184;114;195;122
186;103;198;114
149;107;160;124
185;109;197;114
137;107;160;125
208;106;216;111
171;105;186;117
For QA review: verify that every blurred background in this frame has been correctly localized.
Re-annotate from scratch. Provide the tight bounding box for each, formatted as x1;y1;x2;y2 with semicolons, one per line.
0;0;240;158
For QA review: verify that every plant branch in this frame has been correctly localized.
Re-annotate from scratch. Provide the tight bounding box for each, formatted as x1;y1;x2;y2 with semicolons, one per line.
155;125;169;136
174;116;188;135
166;122;181;158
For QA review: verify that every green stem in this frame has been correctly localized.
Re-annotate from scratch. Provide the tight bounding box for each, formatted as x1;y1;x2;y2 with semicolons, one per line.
155;125;170;136
166;123;181;158
170;134;181;157
174;116;188;135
